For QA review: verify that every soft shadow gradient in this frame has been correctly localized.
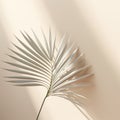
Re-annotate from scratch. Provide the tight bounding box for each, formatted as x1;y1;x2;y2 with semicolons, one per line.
0;21;39;120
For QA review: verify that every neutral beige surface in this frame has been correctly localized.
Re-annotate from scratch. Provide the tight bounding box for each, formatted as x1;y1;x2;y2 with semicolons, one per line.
0;0;120;120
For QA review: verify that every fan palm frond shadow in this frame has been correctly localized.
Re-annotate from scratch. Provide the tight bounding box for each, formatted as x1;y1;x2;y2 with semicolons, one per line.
4;29;94;120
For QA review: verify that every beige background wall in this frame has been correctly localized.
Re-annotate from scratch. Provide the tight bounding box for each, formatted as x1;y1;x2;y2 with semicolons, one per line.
0;0;120;120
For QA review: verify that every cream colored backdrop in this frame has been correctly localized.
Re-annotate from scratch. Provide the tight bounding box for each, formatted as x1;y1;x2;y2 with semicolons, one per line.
0;0;120;120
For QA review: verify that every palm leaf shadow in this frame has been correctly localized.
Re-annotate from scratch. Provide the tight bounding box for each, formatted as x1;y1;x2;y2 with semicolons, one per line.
4;29;94;120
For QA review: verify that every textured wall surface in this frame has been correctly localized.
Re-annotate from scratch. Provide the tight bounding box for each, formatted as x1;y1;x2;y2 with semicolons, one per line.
0;0;120;120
